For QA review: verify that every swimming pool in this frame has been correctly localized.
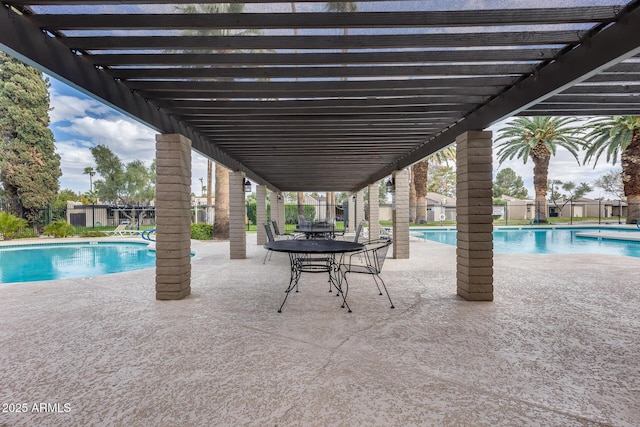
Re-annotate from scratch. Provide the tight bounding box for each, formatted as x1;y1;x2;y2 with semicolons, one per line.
412;227;640;258
0;242;156;284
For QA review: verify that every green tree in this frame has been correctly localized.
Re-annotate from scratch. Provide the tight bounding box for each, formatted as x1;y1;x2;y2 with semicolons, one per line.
594;169;624;199
53;189;81;209
583;116;640;223
548;180;592;216
0;53;61;226
493;167;528;199
90;144;154;206
91;144;125;204
427;164;456;198
495;116;584;223
123;159;155;205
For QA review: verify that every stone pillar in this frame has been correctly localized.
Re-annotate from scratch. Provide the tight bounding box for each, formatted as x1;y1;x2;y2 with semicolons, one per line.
229;171;246;259
277;192;286;231
368;183;379;240
392;169;410;259
346;193;355;232
155;134;192;300
256;185;267;245
456;130;494;301
355;190;365;228
270;192;279;233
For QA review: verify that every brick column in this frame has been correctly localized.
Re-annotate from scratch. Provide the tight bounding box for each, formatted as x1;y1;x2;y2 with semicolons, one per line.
256;185;267;245
277;192;285;231
355;190;365;227
368;183;379;240
229;171;246;259
155;134;192;300
456;130;494;301
270;192;279;233
393;169;410;259
347;193;356;232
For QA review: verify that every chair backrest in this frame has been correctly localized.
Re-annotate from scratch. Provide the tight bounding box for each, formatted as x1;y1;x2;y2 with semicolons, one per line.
264;223;275;242
353;221;364;243
367;239;392;273
271;220;282;236
298;217;311;227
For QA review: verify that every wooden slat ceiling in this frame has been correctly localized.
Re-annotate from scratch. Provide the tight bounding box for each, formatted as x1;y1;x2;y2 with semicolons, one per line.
1;1;640;191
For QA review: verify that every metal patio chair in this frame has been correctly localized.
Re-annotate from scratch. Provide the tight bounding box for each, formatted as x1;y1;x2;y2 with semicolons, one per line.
340;239;394;308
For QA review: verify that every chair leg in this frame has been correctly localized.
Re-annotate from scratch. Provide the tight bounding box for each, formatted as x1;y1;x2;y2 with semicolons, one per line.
263;249;271;264
373;274;394;308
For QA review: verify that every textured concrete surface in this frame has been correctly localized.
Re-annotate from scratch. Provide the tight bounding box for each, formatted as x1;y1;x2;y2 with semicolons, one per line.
1;237;639;426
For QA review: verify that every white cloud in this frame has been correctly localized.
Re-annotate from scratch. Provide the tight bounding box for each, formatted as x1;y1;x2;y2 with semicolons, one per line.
57;116;156;162
49;93;111;124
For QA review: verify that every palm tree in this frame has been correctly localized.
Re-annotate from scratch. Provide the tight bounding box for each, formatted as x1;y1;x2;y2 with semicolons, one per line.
583;116;640;223
495;116;584;223
324;2;357;224
83;166;95;192
176;3;257;239
212;162;230;239
411;146;455;223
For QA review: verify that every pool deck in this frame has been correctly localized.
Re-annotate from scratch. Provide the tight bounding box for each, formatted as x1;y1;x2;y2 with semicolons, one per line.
576;231;640;241
1;236;639;426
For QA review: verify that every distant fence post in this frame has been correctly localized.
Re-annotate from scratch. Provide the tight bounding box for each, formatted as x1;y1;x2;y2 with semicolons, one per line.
569;200;573;225
619;199;622;224
598;199;601;225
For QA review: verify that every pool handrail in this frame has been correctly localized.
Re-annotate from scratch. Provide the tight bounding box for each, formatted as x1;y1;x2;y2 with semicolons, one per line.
141;228;156;242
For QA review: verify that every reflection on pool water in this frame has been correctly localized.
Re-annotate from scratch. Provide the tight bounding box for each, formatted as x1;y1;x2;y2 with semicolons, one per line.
0;242;156;284
412;227;640;258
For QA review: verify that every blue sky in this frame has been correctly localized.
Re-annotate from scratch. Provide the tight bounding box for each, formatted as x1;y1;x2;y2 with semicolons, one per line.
48;77;210;195
47;77;617;200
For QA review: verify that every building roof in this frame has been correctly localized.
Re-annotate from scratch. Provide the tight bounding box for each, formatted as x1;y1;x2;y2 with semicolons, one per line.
1;1;639;192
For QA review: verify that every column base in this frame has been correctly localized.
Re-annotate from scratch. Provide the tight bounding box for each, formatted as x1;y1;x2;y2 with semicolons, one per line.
156;287;191;300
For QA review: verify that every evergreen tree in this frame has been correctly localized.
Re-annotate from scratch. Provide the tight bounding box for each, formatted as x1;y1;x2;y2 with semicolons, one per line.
493;168;529;199
0;53;61;226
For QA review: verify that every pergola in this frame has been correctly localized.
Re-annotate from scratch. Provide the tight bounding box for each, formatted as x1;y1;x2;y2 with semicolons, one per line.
1;1;639;300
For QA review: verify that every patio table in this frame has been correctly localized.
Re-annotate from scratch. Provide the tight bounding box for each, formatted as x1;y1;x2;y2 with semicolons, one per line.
264;239;363;313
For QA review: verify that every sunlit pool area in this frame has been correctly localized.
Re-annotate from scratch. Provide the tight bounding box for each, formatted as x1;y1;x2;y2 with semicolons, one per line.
0;242;156;284
412;226;640;258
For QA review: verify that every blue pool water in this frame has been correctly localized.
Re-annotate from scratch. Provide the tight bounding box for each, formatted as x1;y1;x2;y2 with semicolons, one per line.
413;227;640;258
0;242;156;284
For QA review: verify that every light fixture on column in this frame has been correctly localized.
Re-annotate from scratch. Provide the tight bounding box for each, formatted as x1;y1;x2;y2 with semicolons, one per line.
277;194;283;202
386;177;395;193
243;178;252;193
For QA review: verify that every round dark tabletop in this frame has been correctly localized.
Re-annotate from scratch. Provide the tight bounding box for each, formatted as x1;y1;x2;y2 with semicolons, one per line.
264;239;363;254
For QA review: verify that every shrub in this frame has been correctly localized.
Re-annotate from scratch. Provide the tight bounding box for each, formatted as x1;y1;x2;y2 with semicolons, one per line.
0;211;29;240
191;223;213;240
43;219;76;238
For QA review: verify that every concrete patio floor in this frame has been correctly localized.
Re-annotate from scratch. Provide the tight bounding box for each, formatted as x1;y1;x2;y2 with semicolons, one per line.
1;237;638;426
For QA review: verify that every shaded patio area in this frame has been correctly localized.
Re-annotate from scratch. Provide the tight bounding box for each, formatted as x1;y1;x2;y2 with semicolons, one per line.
1;238;638;426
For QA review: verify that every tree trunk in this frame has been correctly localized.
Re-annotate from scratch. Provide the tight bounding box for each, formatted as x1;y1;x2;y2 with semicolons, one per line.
621;129;640;224
412;160;429;223
531;153;550;223
325;191;334;223
212;163;230;239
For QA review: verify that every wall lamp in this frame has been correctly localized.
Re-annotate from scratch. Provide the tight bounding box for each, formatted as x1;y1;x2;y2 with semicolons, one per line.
243;178;252;193
386;177;395;193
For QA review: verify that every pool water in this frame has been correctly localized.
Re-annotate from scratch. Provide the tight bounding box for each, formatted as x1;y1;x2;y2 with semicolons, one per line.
413;227;640;258
0;242;156;284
